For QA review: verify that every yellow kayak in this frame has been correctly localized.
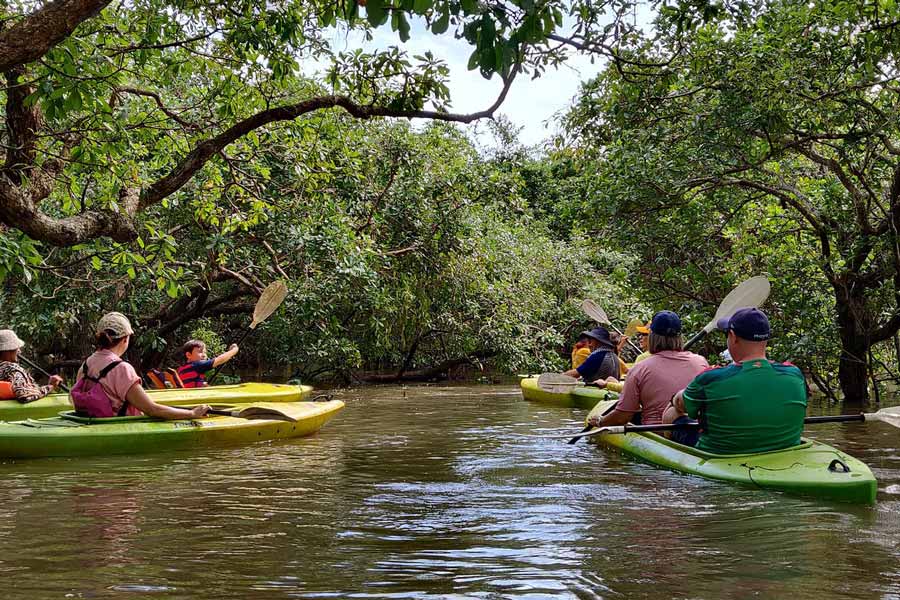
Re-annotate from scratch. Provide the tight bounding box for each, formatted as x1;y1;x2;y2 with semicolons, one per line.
0;400;344;458
0;382;314;420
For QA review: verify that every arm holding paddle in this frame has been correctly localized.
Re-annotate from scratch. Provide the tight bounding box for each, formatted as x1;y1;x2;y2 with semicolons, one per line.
206;280;288;386
212;344;239;368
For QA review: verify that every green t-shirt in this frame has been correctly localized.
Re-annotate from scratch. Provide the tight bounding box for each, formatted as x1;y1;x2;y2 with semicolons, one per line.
683;359;807;454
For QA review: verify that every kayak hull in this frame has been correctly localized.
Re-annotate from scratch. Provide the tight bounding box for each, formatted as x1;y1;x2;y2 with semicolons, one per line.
0;382;314;421
0;400;343;458
520;376;614;410
587;400;877;504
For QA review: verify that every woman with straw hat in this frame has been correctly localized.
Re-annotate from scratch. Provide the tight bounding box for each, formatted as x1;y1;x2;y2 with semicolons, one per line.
0;330;64;402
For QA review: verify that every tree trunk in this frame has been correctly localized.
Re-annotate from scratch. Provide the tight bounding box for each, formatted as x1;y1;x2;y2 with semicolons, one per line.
834;284;870;404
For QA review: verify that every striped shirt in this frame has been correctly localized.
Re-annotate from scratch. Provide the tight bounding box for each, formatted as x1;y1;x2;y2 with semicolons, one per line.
177;359;215;388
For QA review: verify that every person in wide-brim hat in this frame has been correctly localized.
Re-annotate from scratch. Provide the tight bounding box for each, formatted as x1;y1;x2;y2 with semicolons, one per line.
563;326;621;384
0;329;64;403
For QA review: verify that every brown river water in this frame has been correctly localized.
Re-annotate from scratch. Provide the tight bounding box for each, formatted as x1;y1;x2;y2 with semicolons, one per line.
1;383;899;599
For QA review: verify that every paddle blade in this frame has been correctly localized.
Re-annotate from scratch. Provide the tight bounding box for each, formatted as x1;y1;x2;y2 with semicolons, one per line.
537;373;580;393
624;318;643;337
581;299;610;325
568;426;626;441
866;406;900;428
234;406;297;422
703;275;771;333
249;280;289;329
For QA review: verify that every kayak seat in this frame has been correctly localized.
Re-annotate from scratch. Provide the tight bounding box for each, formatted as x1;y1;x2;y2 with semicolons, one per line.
164;368;185;389
145;369;168;389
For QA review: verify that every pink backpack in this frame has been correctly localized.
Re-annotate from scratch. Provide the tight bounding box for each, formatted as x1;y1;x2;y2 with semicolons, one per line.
70;360;128;417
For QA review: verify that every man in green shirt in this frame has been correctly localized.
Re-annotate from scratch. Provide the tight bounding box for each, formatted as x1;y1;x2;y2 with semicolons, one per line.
671;308;807;454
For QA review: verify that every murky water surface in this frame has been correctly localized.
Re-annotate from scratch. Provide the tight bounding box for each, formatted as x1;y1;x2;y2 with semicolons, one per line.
1;384;899;599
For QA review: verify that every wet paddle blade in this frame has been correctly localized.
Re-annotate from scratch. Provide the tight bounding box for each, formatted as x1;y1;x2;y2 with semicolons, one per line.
537;373;580;393
250;280;289;329
233;406;297;422
866;406;900;428
581;299;610;325
624;318;643;337
567;426;625;440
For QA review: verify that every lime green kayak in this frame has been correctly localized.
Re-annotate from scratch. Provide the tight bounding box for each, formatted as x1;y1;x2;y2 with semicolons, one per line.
0;400;343;458
520;376;615;410
0;382;314;421
586;400;877;504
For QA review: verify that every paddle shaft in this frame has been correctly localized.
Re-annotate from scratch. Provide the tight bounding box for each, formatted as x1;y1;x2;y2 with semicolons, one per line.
608;322;642;354
573;413;869;440
684;329;708;351
18;354;70;393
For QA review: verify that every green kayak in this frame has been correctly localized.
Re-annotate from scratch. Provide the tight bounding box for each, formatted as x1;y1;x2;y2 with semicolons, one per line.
0;400;343;458
586;399;877;504
520;376;615;410
0;382;314;421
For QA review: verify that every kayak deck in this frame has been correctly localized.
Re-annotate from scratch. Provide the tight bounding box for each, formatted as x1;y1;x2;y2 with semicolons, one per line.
520;376;615;410
0;382;314;421
587;400;877;504
0;400;343;458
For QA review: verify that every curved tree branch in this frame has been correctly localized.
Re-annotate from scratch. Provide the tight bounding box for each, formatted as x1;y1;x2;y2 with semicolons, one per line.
0;0;111;72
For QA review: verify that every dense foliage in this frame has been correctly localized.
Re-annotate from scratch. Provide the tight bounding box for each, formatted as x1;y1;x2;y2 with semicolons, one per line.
1;114;642;381
561;0;900;401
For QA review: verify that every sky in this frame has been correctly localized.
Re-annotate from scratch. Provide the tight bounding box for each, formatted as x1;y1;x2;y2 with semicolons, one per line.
319;20;606;148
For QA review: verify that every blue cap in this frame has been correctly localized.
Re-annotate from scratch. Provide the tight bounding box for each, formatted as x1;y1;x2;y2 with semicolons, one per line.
650;310;682;336
716;307;771;341
579;327;616;349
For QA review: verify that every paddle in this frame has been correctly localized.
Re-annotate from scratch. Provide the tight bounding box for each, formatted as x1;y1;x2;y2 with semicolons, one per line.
624;318;643;338
536;372;595;393
567;406;900;441
684;275;771;350
566;275;772;444
18;354;70;393
581;299;642;354
206;280;289;386
181;405;297;422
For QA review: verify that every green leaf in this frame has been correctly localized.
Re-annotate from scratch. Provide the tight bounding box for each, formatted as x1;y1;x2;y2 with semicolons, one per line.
467;49;480;70
366;0;388;26
91;256;102;270
397;12;411;41
413;0;432;14
433;11;450;34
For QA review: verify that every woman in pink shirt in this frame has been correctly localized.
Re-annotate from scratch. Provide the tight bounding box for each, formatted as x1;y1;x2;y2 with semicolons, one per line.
76;312;210;419
589;310;708;428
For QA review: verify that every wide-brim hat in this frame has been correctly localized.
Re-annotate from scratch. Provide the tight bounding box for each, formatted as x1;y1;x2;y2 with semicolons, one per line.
579;327;616;350
635;321;651;335
0;330;25;352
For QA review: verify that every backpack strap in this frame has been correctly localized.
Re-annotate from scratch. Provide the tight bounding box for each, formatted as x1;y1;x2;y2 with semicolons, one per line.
98;360;123;379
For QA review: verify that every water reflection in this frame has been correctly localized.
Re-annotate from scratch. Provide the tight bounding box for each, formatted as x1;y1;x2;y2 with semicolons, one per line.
0;385;896;598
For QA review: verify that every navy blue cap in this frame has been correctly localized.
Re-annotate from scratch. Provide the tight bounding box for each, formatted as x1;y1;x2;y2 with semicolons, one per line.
716;307;771;341
579;327;616;349
650;310;682;336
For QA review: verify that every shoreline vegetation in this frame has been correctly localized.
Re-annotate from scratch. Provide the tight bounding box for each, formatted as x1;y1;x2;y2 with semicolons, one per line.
3;1;900;403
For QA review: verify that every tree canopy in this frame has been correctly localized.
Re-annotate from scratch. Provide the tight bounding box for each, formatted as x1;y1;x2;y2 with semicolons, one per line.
563;0;900;401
